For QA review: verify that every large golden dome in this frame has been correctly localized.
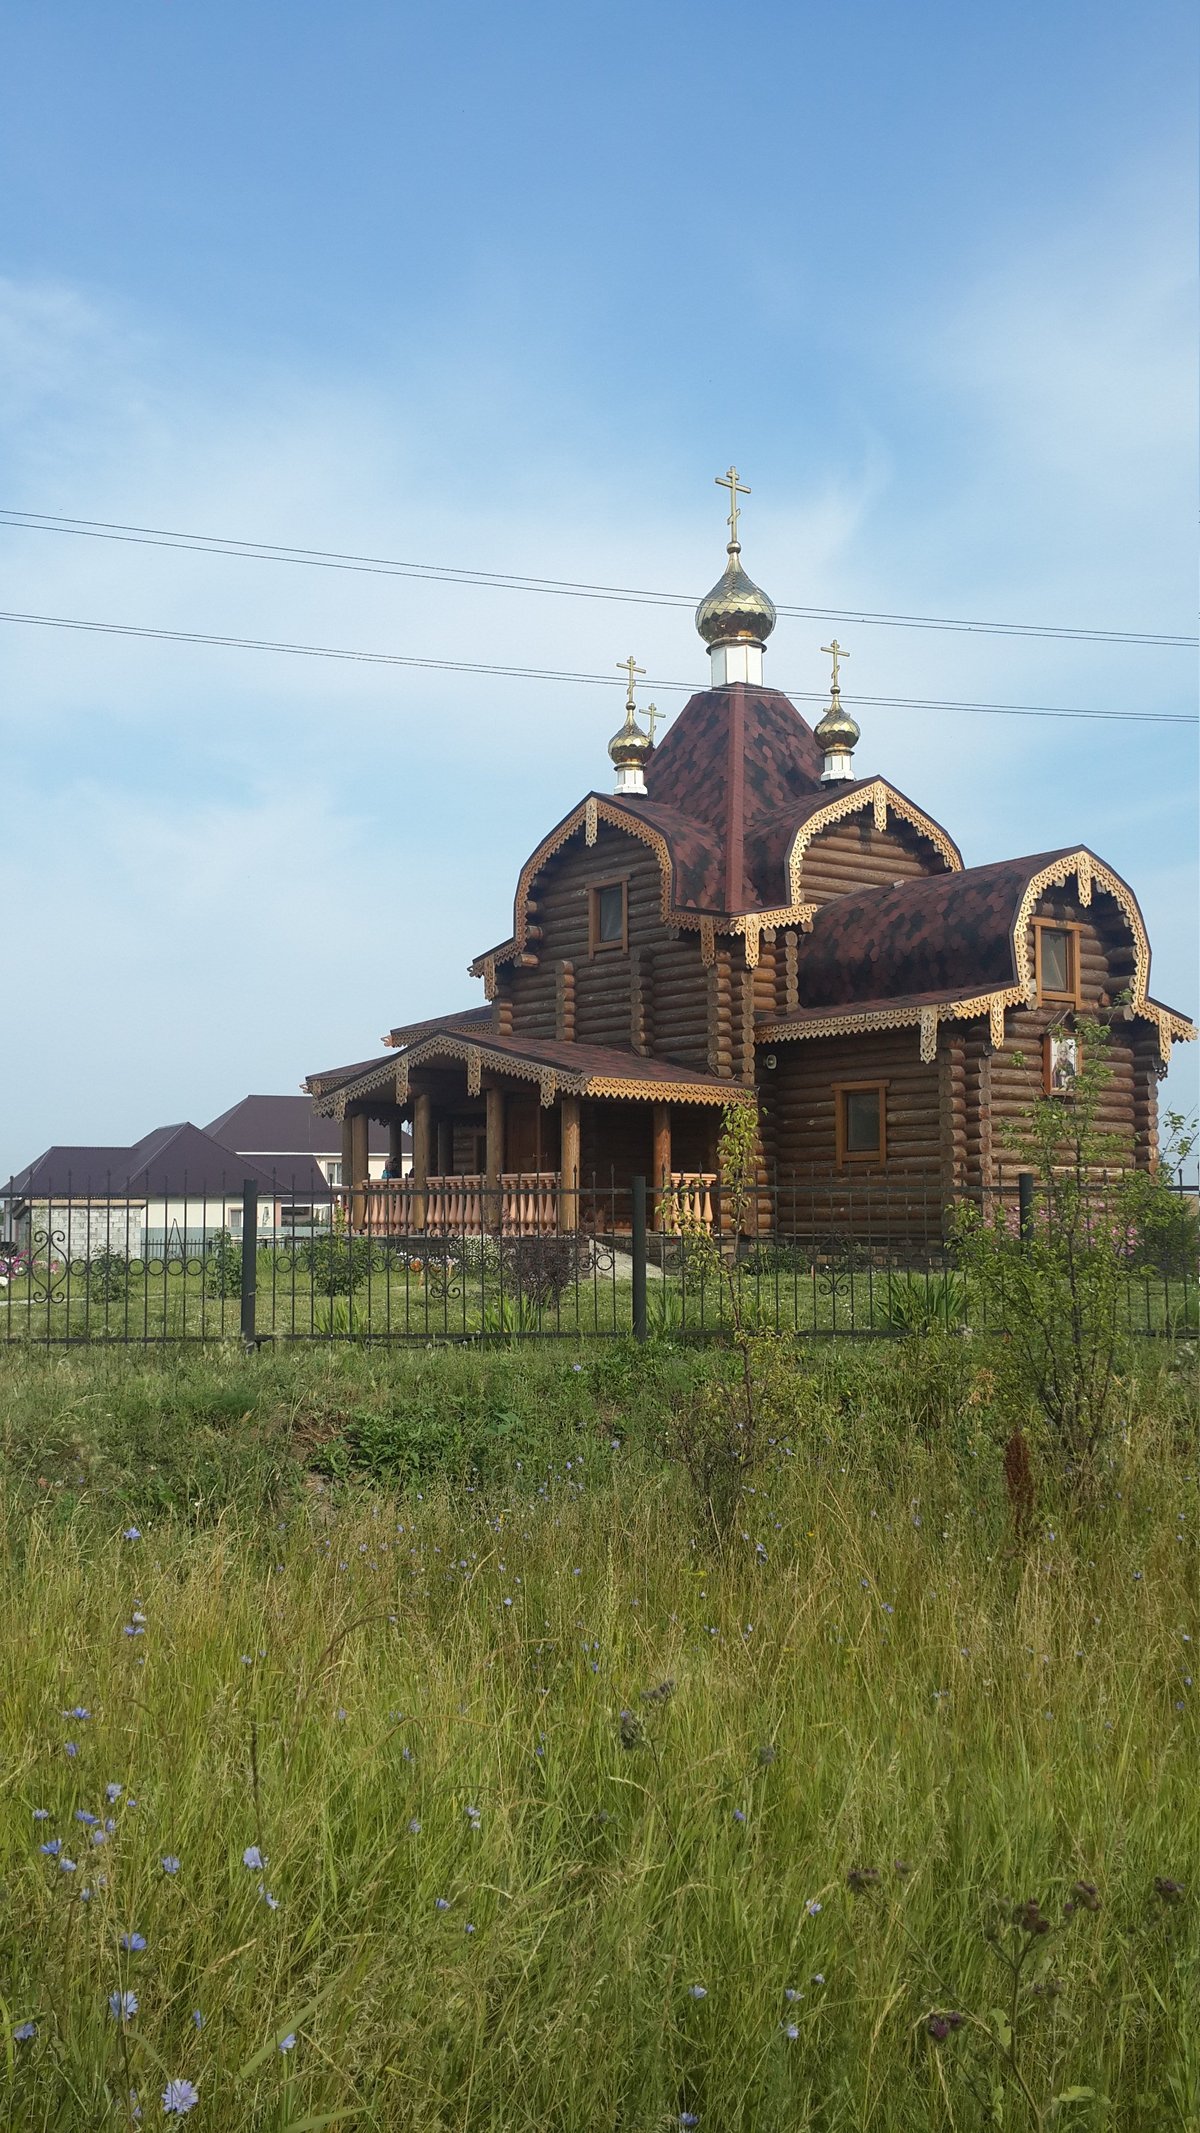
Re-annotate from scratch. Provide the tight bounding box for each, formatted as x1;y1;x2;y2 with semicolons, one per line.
695;546;777;649
608;703;652;769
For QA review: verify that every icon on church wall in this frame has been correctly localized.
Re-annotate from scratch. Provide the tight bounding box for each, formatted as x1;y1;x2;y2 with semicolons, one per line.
1044;1030;1080;1096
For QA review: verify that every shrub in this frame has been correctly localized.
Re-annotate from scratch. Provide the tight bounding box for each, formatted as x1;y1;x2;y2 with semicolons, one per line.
204;1228;243;1298
87;1248;128;1303
301;1229;377;1296
496;1236;591;1310
874;1269;968;1335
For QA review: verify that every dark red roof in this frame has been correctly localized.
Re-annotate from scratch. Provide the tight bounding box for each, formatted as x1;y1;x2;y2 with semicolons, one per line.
790;852;1078;1007
385;1005;494;1048
644;684;826;909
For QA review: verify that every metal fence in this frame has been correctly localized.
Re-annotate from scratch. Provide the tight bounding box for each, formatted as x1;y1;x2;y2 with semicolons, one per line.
1;1169;1195;1347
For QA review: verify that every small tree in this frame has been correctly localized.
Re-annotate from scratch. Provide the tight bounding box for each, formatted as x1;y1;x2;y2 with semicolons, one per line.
666;1102;776;1540
204;1227;243;1298
954;1016;1183;1472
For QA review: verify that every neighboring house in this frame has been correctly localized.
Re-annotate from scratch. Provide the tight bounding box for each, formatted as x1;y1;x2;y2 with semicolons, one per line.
306;477;1195;1238
205;1094;400;1186
4;1121;329;1259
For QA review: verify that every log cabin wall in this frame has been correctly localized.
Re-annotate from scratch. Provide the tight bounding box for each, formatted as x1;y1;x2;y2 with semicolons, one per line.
506;825;711;1070
977;888;1160;1182
798;815;948;905
765;1028;943;1238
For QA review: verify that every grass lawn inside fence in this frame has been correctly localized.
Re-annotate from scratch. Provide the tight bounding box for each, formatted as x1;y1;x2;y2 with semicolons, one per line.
0;1338;1196;2131
2;1242;1195;1344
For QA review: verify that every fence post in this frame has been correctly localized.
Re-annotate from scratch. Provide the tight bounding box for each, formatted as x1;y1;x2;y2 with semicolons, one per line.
240;1180;258;1345
631;1175;648;1342
1018;1170;1035;1246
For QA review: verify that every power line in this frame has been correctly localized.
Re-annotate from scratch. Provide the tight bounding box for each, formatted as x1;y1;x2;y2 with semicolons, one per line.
1;607;1194;725
1;507;1194;650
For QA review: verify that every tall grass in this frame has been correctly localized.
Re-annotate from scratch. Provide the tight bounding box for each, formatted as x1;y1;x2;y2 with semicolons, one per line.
0;1342;1196;2129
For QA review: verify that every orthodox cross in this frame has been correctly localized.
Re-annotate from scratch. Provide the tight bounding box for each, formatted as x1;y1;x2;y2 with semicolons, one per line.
715;465;750;547
645;702;662;744
821;638;849;690
618;654;646;710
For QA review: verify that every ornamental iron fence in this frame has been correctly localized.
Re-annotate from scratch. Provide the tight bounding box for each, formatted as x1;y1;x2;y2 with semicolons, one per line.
1;1167;1195;1347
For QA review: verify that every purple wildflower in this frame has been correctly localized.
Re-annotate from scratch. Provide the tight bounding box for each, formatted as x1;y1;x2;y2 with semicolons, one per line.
278;2032;296;2053
13;2020;36;2042
109;1990;138;2022
161;1856;181;1875
161;2078;199;2115
122;1528;141;1542
120;1933;147;1953
242;1845;265;1869
39;1838;62;1857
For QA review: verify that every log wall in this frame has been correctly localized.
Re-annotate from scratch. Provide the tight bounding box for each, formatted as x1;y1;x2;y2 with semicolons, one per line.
798;814;948;904
506;825;712;1070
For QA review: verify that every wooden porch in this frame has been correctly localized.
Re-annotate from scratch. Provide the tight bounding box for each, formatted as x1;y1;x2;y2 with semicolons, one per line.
336;1169;718;1238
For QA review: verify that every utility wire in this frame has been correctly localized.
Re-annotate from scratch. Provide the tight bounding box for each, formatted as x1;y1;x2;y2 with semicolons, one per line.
1;507;1194;649
0;607;1194;725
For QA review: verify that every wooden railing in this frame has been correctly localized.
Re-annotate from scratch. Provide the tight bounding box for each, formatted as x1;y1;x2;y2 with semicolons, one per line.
658;1172;718;1234
338;1174;562;1238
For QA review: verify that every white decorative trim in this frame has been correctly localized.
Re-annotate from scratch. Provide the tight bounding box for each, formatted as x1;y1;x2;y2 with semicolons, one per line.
873;787;887;834
585;797;598;847
919;1005;938;1062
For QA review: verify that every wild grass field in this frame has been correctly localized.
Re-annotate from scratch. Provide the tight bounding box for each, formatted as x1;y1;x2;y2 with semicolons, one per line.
1;1337;1196;2131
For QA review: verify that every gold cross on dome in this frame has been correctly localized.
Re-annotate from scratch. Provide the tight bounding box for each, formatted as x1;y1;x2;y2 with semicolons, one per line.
716;464;750;546
645;702;662;743
821;638;849;689
617;654;645;710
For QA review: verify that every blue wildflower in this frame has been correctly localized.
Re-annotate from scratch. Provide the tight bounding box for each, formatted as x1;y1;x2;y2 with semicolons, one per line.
120;1932;147;1952
161;1856;181;1875
191;2010;204;2030
783;2021;800;2040
106;1784;122;1802
435;1896;450;1911
242;1845;265;1869
32;1808;49;1821
40;1838;62;1857
278;2032;296;2053
75;1810;99;1826
805;1899;822;1916
122;1528;141;1541
13;2020;36;2042
109;1990;138;2021
688;1984;707;2000
407;1819;421;1835
59;1857;77;1872
63;1707;91;1720
161;2078;199;2115
64;1742;78;1758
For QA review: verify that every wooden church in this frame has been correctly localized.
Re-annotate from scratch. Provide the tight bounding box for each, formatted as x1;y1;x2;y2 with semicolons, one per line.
307;472;1194;1238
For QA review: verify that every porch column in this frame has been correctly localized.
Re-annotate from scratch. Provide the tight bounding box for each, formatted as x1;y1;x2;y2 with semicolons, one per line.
349;1111;369;1231
485;1086;505;1232
388;1112;407;1174
560;1094;581;1233
435;1116;453;1178
652;1103;672;1229
411;1091;432;1232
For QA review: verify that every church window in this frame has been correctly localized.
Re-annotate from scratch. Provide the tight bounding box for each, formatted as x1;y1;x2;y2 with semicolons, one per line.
1034;922;1080;1004
834;1081;887;1166
590;880;628;954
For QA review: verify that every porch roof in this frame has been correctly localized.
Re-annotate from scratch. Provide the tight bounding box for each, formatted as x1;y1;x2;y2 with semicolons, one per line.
310;1025;753;1113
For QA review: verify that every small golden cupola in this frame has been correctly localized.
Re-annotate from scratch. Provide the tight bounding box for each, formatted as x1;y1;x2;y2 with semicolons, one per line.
694;464;777;686
608;655;654;795
814;638;860;782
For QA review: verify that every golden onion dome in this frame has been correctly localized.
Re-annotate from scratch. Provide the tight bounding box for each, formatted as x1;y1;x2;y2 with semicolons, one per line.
608;703;653;767
695;544;777;649
814;699;860;754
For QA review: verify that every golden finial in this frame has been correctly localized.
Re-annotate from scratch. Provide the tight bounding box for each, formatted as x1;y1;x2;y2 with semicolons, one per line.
617;654;646;711
715;465;750;552
821;638;848;692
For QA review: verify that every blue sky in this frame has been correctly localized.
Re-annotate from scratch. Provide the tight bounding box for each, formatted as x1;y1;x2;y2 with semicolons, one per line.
1;0;1195;1178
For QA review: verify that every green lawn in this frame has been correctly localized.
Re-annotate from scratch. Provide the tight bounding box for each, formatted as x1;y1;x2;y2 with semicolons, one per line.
0;1339;1196;2130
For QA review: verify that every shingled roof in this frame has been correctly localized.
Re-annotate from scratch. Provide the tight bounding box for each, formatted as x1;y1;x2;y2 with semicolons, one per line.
206;1094;389;1156
6;1122;328;1202
310;1024;752;1113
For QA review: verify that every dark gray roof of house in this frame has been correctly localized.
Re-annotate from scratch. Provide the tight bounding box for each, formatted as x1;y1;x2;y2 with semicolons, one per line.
5;1122;329;1202
206;1094;392;1156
